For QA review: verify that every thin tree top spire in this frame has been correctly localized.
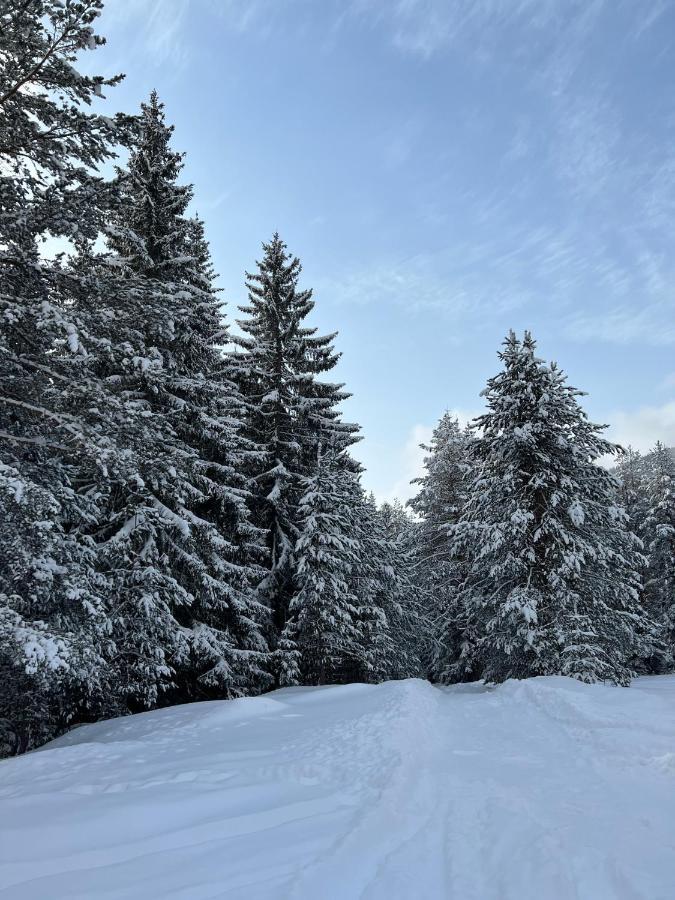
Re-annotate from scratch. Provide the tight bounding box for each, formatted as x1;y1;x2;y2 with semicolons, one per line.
109;91;192;274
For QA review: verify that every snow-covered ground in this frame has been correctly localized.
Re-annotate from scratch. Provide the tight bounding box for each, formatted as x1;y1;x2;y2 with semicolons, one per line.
1;676;674;900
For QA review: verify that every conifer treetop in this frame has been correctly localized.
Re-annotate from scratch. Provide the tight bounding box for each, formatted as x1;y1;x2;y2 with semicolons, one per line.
453;330;650;685
237;233;341;373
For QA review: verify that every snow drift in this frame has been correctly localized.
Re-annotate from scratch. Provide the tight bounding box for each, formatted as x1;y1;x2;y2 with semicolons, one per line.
1;676;674;899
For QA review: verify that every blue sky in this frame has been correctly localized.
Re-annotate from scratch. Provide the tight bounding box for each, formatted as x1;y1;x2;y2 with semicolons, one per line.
88;0;675;500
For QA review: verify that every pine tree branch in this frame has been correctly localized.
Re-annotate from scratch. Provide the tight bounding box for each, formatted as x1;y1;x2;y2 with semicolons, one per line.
0;395;82;429
0;431;70;451
0;6;87;107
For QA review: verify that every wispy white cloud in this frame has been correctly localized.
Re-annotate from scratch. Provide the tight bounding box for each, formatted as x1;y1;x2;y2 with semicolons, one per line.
317;258;470;318
145;0;190;64
352;0;666;67
604;400;675;453
347;0;605;63
316;219;601;322
563;302;675;346
201;187;233;212
633;0;670;38
380;423;433;504
99;0;280;68
550;88;621;202
96;0;191;67
319;204;675;344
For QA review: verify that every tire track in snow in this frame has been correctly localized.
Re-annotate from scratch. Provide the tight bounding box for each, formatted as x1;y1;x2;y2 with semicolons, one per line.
288;680;449;900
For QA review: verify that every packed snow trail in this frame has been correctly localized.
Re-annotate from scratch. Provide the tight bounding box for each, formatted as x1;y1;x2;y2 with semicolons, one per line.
1;677;674;899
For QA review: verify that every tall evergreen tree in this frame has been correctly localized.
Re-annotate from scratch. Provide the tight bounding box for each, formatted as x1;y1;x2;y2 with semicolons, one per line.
616;447;649;536
641;442;675;670
338;492;388;682
92;93;270;706
451;332;652;685
375;500;427;679
408;414;472;681
279;448;361;686
0;0;127;752
409;415;470;558
346;495;426;683
231;234;359;676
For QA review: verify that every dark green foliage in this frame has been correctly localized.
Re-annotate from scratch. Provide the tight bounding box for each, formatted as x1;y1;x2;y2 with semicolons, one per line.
448;333;653;685
230;234;360;677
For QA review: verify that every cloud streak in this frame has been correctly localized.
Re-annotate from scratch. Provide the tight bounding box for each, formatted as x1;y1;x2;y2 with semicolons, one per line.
605;400;675;453
100;0;282;68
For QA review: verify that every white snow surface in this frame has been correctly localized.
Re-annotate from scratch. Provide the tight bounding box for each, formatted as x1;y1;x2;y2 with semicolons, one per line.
2;676;675;899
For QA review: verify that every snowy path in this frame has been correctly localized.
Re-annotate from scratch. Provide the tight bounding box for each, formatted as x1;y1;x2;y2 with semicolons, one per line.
1;677;674;899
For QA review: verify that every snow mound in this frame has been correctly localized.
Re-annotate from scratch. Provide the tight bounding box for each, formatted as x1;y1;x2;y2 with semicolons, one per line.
1;676;675;899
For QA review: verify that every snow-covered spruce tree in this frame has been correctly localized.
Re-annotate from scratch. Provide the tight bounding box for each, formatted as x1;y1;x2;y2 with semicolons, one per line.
93;92;270;707
0;0;129;752
177;215;271;698
640;443;675;670
615;447;649;536
279;448;362;686
408;414;473;681
231;234;359;678
347;494;392;682
347;495;426;683
375;500;427;679
451;331;652;685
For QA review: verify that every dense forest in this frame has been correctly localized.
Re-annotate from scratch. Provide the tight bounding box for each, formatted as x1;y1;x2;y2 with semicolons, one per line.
1;0;673;757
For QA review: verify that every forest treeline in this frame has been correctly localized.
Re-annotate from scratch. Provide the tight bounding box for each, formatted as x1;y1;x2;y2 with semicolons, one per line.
1;1;673;756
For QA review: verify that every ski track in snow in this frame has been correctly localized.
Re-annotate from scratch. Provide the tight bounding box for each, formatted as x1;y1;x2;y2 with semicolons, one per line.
1;676;675;899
